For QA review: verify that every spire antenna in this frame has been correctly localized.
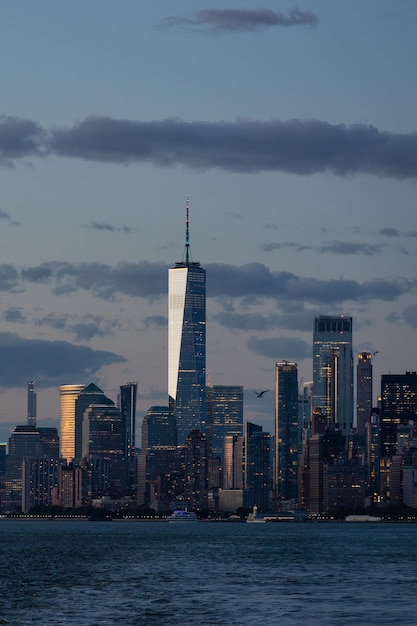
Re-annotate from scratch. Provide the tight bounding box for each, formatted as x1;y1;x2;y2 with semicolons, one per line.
185;194;190;265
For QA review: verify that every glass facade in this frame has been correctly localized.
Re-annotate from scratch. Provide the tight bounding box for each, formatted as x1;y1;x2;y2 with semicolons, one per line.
275;361;299;500
313;315;353;433
168;262;206;445
59;384;85;462
206;385;243;463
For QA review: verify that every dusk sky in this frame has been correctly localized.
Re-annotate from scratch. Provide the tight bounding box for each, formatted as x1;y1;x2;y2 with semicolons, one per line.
0;1;416;441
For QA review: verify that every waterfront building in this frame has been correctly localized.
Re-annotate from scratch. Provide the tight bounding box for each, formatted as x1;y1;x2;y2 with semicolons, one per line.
22;457;60;513
60;384;85;462
74;383;114;462
244;422;273;511
380;371;417;458
206;385;243;464
82;404;126;495
356;352;373;435
365;412;381;501
27;380;37;427
275;361;299;501
119;382;138;493
184;429;208;511
313;315;353;434
168;197;206;445
138;406;178;506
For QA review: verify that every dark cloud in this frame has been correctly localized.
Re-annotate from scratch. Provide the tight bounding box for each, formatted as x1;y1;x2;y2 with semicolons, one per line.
3;307;25;323
320;241;385;255
20;260;416;306
405;231;417;238
35;312;119;341
160;7;319;34
87;222;135;234
0;114;416;180
47;116;417;179
0;264;20;291
213;312;278;332
142;315;167;329
262;242;311;252
402;304;417;329
0;116;45;166
247;335;311;360
379;227;399;237
0;332;124;388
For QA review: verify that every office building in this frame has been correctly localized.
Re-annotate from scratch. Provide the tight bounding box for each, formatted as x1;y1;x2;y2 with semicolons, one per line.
275;361;299;501
27;380;37;427
74;383;114;462
119;382;138;492
313;315;353;433
356;352;373;435
380;371;417;457
82;404;126;495
206;385;243;463
184;430;208;511
168;197;206;445
244;422;273;511
60;384;85;462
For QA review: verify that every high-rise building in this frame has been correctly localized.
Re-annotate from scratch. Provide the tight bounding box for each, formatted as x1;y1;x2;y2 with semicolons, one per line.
275;361;299;501
119;382;138;492
168;197;206;445
313;315;353;433
380;371;417;457
74;383;114;462
184;430;208;511
356;352;373;435
27;380;37;427
206;385;243;463
60;384;85;462
244;422;273;511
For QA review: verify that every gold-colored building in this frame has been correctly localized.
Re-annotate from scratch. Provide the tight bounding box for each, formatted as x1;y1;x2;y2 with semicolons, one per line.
60;384;85;462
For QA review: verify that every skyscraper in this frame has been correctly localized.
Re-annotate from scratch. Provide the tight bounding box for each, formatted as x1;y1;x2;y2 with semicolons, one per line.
120;382;138;492
27;380;37;427
380;371;417;457
75;383;114;462
168;197;206;445
275;361;299;501
60;384;85;462
356;351;373;435
313;315;353;433
206;385;243;463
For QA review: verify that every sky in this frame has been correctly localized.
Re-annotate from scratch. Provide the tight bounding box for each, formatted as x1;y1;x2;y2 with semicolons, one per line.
0;0;416;442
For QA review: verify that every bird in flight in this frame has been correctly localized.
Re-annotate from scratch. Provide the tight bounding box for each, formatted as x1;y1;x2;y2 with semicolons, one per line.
254;390;269;398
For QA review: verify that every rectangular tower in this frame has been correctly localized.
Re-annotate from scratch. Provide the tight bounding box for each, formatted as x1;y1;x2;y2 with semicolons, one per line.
206;385;243;463
313;315;353;434
275;361;299;501
356;352;373;435
168;198;206;445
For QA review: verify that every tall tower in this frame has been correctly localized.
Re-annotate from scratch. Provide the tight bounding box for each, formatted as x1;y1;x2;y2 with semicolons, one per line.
275;361;299;501
206;385;243;463
356;352;373;435
120;382;138;492
380;371;417;457
60;384;85;462
168;197;206;445
313;315;353;434
27;380;37;427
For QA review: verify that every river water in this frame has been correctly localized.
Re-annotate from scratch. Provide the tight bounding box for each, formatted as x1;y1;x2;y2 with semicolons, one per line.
0;519;416;625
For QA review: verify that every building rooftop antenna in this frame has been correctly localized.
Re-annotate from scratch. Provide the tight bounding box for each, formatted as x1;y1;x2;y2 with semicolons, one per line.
183;194;193;266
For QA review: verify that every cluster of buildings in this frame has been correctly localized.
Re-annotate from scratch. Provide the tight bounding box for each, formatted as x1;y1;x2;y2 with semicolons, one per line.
1;203;417;516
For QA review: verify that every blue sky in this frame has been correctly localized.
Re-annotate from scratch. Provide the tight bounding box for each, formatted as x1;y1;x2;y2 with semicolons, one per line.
0;1;416;441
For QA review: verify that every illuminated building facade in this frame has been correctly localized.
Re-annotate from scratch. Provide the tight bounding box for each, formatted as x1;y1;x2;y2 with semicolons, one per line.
356;352;373;435
380;371;417;458
60;384;85;462
206;385;243;463
27;380;37;427
168;198;206;445
313;315;353;434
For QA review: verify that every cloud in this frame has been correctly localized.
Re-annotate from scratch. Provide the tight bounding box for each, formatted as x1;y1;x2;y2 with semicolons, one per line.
405;231;417;238
319;241;385;255
402;304;417;329
0;114;417;179
35;312;119;341
87;222;135;234
19;260;415;306
379;227;399;237
213;311;278;332
142;315;167;329
0;116;45;166
0;265;20;291
262;242;311;252
159;7;319;34
0;332;125;388
247;335;311;360
2;307;25;323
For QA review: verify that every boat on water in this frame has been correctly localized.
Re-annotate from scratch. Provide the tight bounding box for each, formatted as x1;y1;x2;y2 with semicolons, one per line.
246;505;266;524
167;510;198;523
345;514;381;522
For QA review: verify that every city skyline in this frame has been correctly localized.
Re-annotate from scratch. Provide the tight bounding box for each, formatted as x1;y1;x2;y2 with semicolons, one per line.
0;1;416;442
